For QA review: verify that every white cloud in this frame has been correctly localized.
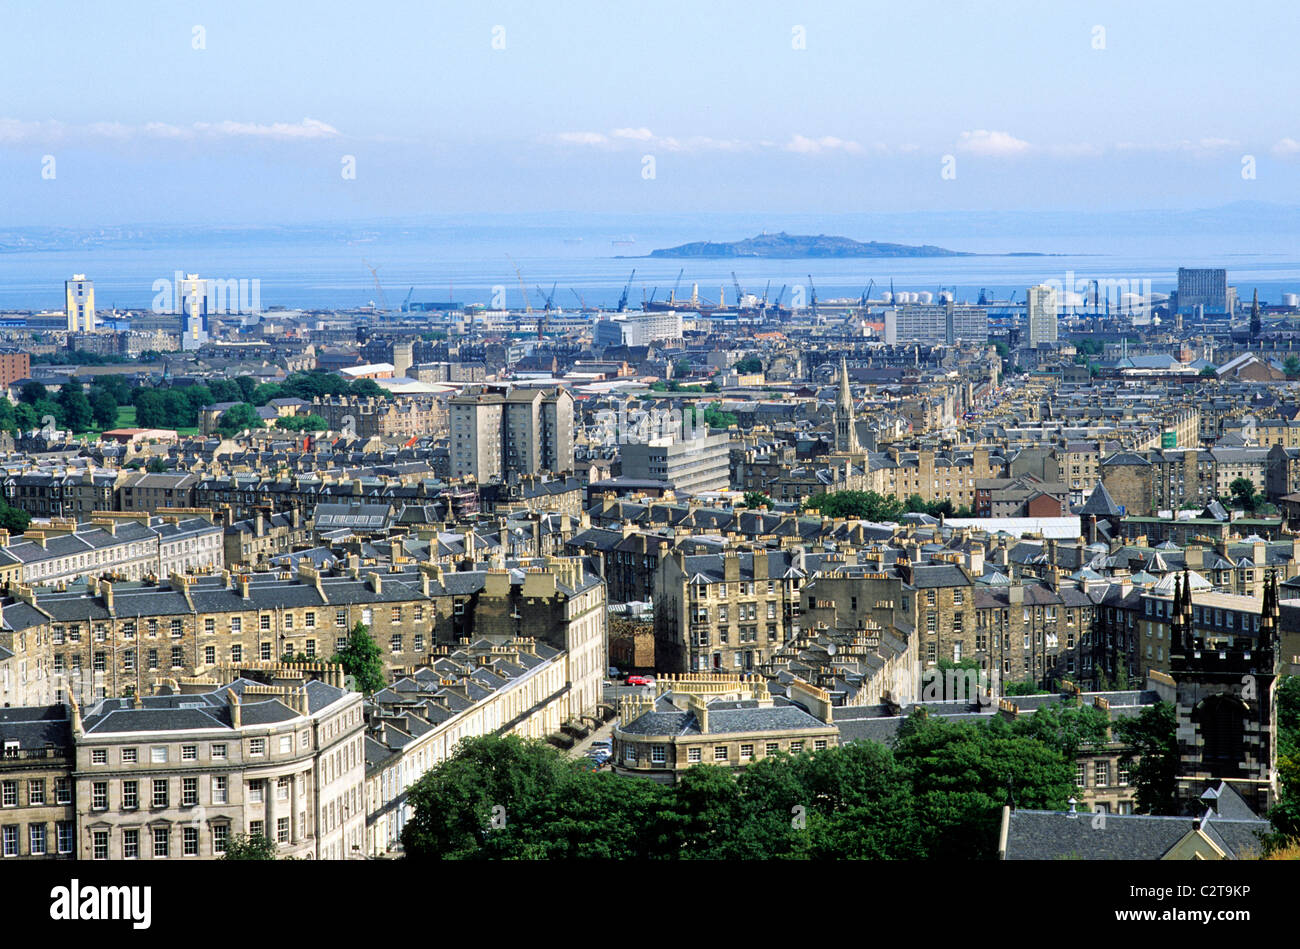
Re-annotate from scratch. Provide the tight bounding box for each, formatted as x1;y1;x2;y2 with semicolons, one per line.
956;129;1031;156
784;134;865;155
0;116;341;144
0;118;66;143
551;127;746;153
1115;138;1240;153
1272;138;1300;156
553;131;610;146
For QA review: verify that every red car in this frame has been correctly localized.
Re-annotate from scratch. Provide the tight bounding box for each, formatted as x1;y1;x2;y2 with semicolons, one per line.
626;675;655;687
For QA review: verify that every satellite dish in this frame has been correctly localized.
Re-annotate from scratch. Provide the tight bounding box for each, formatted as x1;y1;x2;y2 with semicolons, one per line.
826;643;837;656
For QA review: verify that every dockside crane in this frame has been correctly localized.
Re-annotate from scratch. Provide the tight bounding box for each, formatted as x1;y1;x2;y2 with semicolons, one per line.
670;268;685;306
362;258;388;316
618;269;635;312
402;286;414;312
807;274;818;316
535;282;558;312
859;279;875;308
507;255;532;314
731;271;745;310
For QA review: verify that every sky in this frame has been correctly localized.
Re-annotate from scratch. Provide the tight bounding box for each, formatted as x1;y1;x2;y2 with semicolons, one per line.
2;0;1300;225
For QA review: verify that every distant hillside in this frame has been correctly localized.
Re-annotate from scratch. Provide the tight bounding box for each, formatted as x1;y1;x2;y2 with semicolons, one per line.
648;232;971;259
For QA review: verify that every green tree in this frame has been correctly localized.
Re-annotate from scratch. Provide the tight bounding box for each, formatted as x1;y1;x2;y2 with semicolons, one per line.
894;712;1073;859
1285;355;1300;379
1113;702;1179;814
402;733;580;859
742;491;773;509
1266;677;1300;842
146;457;168;473
276;414;329;433
89;388;119;430
1229;476;1260;513
0;498;30;533
1199;365;1217;378
18;381;46;405
215;402;264;437
56;386;93;433
673;358;692;378
221;833;278;860
733;355;763;374
331;621;386;694
1011;700;1112;762
90;373;133;404
805;490;904;521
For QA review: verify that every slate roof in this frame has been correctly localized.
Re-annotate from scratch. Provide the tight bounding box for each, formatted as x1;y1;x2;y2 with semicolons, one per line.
1003;783;1269;860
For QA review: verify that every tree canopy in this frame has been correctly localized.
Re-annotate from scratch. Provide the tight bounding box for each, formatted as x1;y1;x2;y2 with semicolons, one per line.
332;621;386;694
401;712;1078;860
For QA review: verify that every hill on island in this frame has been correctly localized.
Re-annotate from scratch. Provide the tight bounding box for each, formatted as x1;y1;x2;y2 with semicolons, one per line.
647;232;971;259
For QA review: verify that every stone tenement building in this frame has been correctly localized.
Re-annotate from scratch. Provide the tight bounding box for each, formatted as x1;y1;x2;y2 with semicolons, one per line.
0;513;223;589
311;395;448;440
654;549;809;674
0;705;75;859
612;674;839;782
364;636;568;856
0;556;607;727
71;667;365;860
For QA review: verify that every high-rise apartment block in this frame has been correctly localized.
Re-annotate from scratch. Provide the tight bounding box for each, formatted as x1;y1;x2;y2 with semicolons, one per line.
448;385;574;481
620;432;732;495
1025;284;1059;348
65;275;94;332
593;311;684;348
178;273;210;350
1176;268;1229;315
884;301;988;344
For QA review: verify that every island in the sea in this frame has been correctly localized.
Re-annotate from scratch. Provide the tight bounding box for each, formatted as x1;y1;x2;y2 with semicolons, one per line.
645;232;972;259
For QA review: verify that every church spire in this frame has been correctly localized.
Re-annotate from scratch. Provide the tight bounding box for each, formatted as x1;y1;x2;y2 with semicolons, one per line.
834;355;858;453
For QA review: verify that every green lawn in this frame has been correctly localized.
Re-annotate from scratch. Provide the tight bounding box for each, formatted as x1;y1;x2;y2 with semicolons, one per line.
76;404;198;442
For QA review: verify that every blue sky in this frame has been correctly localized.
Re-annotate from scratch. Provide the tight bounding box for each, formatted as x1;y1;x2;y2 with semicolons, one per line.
2;0;1299;224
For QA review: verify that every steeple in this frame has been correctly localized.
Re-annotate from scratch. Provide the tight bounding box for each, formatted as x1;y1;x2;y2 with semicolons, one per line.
1260;569;1279;647
834;355;858;453
1171;571;1186;649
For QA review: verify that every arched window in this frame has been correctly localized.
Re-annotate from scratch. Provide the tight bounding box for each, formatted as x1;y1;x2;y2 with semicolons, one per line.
1195;694;1248;765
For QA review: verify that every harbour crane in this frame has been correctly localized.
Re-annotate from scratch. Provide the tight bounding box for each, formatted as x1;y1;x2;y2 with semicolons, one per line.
761;280;771;309
731;271;745;310
807;274;818;316
859;279;875;308
402;286;414;312
670;268;685;306
617;269;635;312
535;282;558;312
774;284;787;307
570;288;586;310
507;255;532;314
361;258;388;316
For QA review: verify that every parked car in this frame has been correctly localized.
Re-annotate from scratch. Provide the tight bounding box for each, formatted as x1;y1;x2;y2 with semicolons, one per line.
588;739;612;752
626;675;654;687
